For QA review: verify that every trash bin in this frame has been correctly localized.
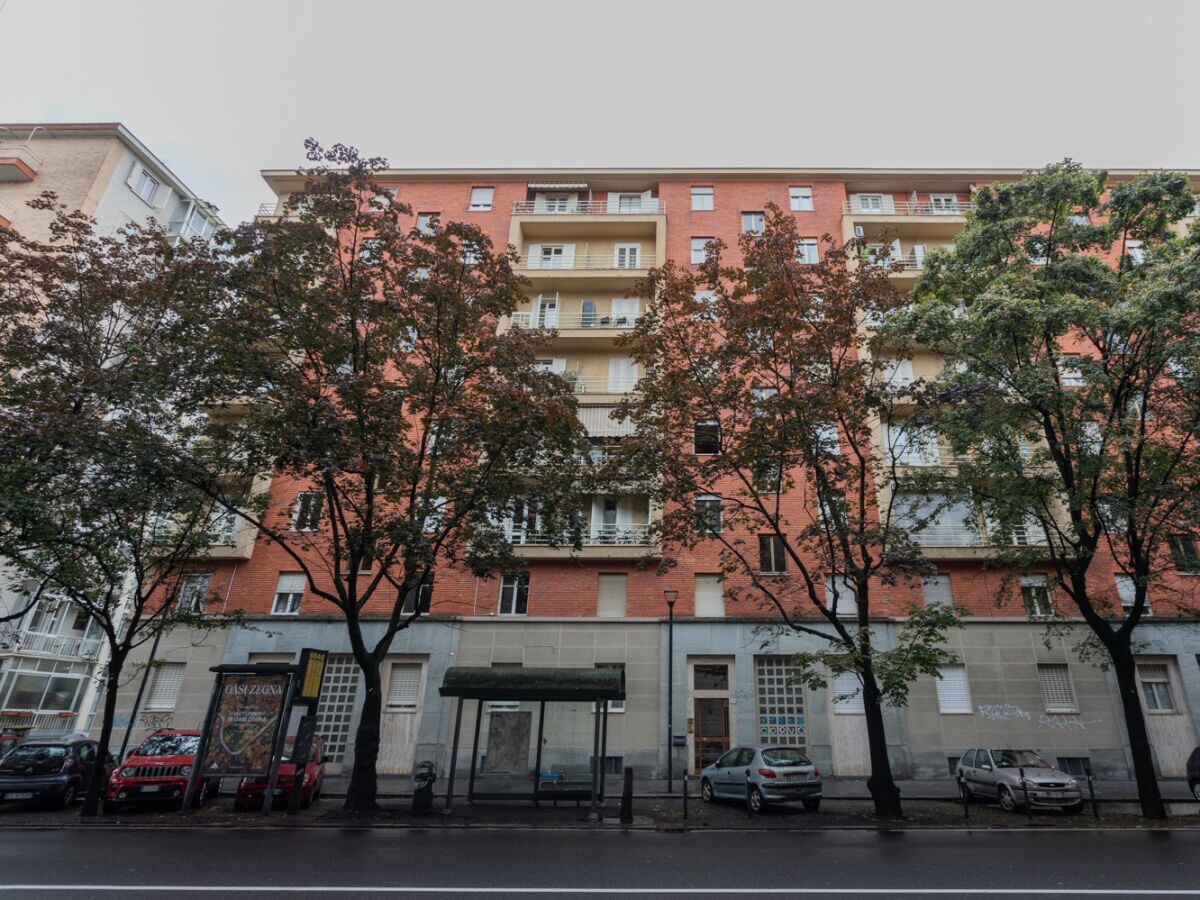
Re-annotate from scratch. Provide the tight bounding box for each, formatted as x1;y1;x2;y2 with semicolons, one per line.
412;760;436;815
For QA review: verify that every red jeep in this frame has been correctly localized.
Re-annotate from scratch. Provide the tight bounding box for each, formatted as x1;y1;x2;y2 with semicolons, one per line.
234;735;327;811
104;729;218;814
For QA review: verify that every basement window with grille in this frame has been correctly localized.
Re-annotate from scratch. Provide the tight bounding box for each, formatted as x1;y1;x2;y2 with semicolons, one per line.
1037;664;1078;713
1056;757;1092;777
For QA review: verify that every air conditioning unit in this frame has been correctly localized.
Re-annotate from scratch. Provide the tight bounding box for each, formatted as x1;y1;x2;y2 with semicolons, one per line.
853;225;865;238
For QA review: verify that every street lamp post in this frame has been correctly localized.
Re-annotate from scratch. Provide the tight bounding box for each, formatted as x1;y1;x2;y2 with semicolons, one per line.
664;588;678;794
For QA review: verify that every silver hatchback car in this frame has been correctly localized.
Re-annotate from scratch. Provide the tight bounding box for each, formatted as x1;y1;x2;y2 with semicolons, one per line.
700;745;822;812
956;748;1083;813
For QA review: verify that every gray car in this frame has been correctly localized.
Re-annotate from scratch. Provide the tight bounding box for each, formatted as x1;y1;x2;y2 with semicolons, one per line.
956;748;1083;813
0;732;112;809
700;745;822;812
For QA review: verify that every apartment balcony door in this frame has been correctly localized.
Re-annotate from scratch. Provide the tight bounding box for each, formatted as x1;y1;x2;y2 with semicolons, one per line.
533;294;559;328
608;357;638;392
614;243;641;269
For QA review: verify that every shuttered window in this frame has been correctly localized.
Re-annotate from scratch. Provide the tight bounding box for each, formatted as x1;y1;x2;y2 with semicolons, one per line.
789;187;814;211
468;187;494;211
935;665;972;713
272;572;305;615
1037;664;1077;713
831;670;864;714
386;663;422;710
694;574;725;617
146;662;185;711
922;574;953;607
596;574;628;618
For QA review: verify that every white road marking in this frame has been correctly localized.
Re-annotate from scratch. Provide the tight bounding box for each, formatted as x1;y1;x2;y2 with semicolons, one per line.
4;888;1200;896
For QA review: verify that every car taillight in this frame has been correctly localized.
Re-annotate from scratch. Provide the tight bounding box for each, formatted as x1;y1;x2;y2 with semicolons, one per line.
813;767;820;777
757;768;776;778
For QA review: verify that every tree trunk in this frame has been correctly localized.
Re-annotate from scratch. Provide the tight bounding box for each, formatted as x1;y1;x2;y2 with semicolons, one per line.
343;653;383;814
1109;639;1166;820
859;656;903;818
81;657;123;817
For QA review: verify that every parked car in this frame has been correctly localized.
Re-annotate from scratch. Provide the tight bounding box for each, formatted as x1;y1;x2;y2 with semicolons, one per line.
0;731;20;761
700;745;822;812
104;729;218;814
0;732;113;809
956;748;1083;813
1186;746;1200;802
233;735;327;812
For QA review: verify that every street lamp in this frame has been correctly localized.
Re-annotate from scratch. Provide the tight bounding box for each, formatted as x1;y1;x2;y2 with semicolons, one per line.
664;587;679;793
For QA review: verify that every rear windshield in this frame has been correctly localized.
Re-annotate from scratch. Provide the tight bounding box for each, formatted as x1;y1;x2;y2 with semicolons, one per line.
133;734;199;757
761;747;812;767
1;745;67;766
991;749;1049;769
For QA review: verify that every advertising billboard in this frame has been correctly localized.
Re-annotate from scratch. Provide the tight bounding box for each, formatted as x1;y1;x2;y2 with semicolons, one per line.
199;672;291;777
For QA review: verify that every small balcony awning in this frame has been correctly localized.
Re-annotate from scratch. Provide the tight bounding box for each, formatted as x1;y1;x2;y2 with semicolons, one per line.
526;182;589;191
439;666;624;702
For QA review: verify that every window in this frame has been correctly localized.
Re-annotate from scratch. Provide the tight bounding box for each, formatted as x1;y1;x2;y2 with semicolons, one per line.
386;663;422;710
693;421;721;455
1057;757;1092;777
206;505;238;545
881;358;914;387
691;237;713;265
616;193;643;213
1126;241;1145;265
813;423;840;455
132;168;159;204
823;575;857;617
922;574;953;607
145;663;186;711
1168;535;1200;572
692;290;718;321
856;194;884;213
831;670;864;713
614;243;641;268
1068;213;1090;226
928;194;960;214
400;578;433;615
1114;574;1148;614
416;213;439;234
691;186;714;211
756;657;806;747
795;239;819;265
498;572;529;615
597;573;628;617
272;573;305;616
595;663;625;712
468;187;494;211
540;245;566;268
789;187;813;212
1137;663;1175;711
542;194;571;213
741;212;765;234
935;665;972;713
1037;664;1077;713
1020;574;1053;619
758;535;786;574
291;492;323;531
694;494;723;534
590;755;624;774
888;422;940;466
1059;357;1085;388
177;574;211;614
694;574;725;617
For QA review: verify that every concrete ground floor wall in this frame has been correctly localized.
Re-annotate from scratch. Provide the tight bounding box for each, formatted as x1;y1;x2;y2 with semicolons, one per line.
140;614;1200;786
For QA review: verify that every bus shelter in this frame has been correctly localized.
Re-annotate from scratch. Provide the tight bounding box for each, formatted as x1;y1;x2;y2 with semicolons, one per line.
438;666;625;817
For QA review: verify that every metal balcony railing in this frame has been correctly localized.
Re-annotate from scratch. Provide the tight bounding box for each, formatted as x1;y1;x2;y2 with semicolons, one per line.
518;253;657;271
843;200;972;216
562;375;639;394
0;628;102;660
506;523;652;546
910;525;984;547
513;200;664;215
0;710;77;733
509;311;641;330
256;202;282;217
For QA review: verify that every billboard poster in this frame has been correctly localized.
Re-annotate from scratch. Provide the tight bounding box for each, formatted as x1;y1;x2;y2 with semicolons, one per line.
200;672;291;776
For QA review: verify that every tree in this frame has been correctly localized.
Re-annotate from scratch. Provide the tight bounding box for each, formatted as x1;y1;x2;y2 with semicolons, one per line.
194;142;587;814
618;205;962;817
900;161;1200;819
0;195;245;817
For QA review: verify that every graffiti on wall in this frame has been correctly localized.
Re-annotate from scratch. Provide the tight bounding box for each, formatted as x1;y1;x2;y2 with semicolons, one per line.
976;704;1102;730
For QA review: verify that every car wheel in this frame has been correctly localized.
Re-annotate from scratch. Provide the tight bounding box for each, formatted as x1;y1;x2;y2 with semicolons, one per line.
206;779;221;799
802;799;821;812
700;779;714;804
748;787;765;813
102;800;122;815
1191;780;1200;802
998;786;1017;813
56;783;78;809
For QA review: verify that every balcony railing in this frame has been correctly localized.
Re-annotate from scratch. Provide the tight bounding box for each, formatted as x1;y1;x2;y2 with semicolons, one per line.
906;524;1049;548
562;375;639;394
513;200;664;215
509;311;641;330
256;202;282;217
0;628;102;661
843;200;973;217
0;710;77;733
507;523;652;546
518;253;657;271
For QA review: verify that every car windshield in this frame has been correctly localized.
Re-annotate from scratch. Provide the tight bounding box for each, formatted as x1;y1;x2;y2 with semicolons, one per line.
1;745;67;766
991;749;1049;769
761;747;812;767
134;734;199;757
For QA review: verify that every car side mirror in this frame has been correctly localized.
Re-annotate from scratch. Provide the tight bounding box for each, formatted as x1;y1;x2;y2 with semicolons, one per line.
980;764;992;771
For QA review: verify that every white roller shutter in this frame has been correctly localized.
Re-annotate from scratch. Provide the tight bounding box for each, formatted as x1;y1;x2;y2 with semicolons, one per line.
577;405;634;437
386;663;422;709
935;665;972;713
694;575;725;617
146;662;185;711
1037;664;1077;713
831;670;864;713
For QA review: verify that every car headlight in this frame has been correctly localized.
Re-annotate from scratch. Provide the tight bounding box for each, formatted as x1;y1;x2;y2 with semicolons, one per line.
120;766;135;778
179;765;192;777
1068;778;1079;789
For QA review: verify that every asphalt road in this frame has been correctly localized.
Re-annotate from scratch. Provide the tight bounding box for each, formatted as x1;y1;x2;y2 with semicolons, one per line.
2;827;1199;899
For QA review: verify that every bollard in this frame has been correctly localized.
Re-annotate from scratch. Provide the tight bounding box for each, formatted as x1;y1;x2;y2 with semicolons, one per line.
1019;766;1031;818
682;772;688;821
619;766;634;825
746;770;753;819
958;777;969;819
1087;772;1099;819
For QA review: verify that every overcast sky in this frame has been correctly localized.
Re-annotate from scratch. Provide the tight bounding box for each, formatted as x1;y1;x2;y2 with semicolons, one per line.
1;0;1197;225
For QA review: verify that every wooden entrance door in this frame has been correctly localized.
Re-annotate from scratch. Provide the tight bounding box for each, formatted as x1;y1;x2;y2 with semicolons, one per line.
693;697;729;771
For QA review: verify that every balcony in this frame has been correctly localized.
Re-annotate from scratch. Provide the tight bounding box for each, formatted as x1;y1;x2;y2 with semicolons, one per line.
0;141;42;182
0;195;15;228
843;200;972;217
518;252;657;271
513;200;664;215
256;201;283;218
0;710;76;733
903;522;1049;559
509;311;640;331
509;523;656;560
0;626;102;661
562;374;639;395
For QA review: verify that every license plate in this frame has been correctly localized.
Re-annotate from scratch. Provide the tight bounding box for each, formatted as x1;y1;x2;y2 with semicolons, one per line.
1045;791;1061;798
2;792;34;800
137;785;162;793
